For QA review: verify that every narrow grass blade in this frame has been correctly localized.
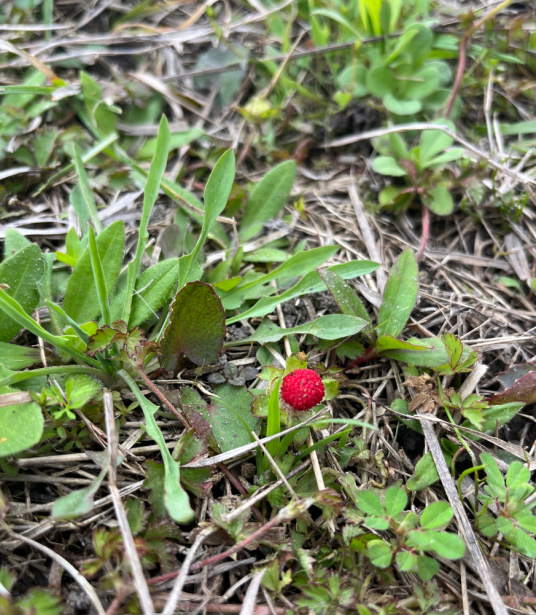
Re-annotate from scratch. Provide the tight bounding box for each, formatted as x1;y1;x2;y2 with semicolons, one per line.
122;115;170;323
73;145;103;234
88;226;111;325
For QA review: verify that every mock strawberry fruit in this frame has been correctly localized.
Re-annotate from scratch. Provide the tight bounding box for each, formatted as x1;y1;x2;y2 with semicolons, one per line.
281;368;325;411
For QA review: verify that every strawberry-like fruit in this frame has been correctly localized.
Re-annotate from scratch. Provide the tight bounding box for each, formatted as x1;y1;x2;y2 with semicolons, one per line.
281;368;325;411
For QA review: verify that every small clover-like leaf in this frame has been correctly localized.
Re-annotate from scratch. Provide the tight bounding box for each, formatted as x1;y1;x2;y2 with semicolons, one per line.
420;501;453;530
356;490;384;517
384;486;407;518
367;540;392;568
506;462;530;490
161;281;226;371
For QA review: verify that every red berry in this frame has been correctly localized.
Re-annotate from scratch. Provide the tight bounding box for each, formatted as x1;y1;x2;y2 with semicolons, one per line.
281;369;325;411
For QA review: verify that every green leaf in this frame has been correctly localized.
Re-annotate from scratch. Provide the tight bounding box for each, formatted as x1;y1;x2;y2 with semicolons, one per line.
424;187;454;216
367;539;392;568
63;221;125;324
376;334;432;355
506;462;530;490
0;343;41;369
364;516;390;530
416;555;439;581
225;260;379;324
366;66;395;98
161;281;226;370
266;377;281;466
239;160;296;241
66;374;102;409
4;228;30;257
88;226;111;325
420;501;454;530
384;486;407;518
318;269;370;322
178;149;235;289
110;259;179;327
137;128;204;160
481;452;506;498
396;551;416;571
238;314;368;345
406;530;465;559
0;398;43;457
372;156;407;177
73;144;103;234
123;116;171;323
14;589;62;615
422;148;464;169
383;94;422;116
356;490;384;516
407;452;439;491
0;244;45;343
120;371;194;524
419;119;455;167
516;514;536;535
377;248;418;338
402;66;439;100
52;466;107;520
222;245;339;309
514;528;536;558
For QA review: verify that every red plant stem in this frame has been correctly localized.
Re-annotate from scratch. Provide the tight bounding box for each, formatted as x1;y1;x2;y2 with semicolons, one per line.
347;346;378;370
216;462;264;523
136;366;191;430
191;515;282;572
445;35;467;119
416;204;430;262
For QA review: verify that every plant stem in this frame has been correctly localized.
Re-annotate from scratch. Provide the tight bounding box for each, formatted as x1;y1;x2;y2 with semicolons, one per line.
416;205;430;262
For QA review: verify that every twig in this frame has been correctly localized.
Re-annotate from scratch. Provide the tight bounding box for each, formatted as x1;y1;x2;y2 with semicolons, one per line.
104;392;155;615
251;431;298;499
348;183;387;292
240;569;266;615
419;411;508;615
308;431;335;536
161;527;214;615
0;520;106;615
216;462;264;523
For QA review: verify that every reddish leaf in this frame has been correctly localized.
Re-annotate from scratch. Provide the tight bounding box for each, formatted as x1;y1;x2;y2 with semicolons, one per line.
489;370;536;406
160;282;226;371
498;362;536;389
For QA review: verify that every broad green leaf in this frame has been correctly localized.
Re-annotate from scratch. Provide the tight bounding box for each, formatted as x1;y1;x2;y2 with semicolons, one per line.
481;452;506;499
111;259;179;327
239;160;296;241
178;149;235;288
52;466;107;520
372;156;407;177
182;384;260;454
516;514;536;535
396;551;416;572
356;490;384;516
318;269;369;322
0;343;41;369
402;66;439;100
378;335;469;368
366;66;395;98
376;335;432;355
384;486;407;518
73;144;102;233
0;244;45;343
420;501;453;530
416;555;439;581
424;187;454;216
406;530;465;559
367;539;392;568
0;397;43;457
364;516;390;530
377;248;418;338
383;94;422;116
161;282;226;370
514;528;536;558
422;148;464;169
120;371;194;524
226;260;379;324
506;462;530;490
4;228;30;258
64;221;125;324
80;71;117;137
237;314;367;346
407;452;439;491
419;119;456;167
123;116;170;323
